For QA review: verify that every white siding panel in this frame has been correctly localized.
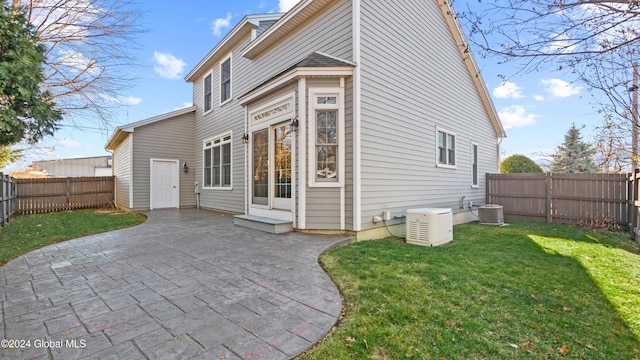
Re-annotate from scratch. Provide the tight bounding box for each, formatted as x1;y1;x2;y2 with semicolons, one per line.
359;0;500;229
113;135;131;209
131;112;196;210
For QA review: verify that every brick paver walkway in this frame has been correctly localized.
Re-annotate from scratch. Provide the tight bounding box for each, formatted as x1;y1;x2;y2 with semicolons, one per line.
0;209;350;359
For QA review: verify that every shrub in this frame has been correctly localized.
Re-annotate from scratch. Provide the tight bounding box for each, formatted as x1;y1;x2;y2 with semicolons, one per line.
500;154;544;174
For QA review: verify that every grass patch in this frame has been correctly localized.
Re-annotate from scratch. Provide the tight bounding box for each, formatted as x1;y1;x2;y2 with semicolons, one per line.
303;221;640;360
0;209;146;266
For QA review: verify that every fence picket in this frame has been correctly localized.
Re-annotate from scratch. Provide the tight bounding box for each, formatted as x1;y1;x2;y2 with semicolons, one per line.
487;173;631;226
14;176;114;216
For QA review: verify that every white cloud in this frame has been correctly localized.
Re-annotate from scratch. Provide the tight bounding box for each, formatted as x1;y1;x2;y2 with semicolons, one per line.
493;81;524;99
59;50;101;76
94;94;141;105
540;78;582;98
120;96;142;105
27;0;99;42
547;33;577;54
279;0;301;12
153;52;187;80
212;13;232;36
534;95;545;101
498;105;538;129
56;138;84;149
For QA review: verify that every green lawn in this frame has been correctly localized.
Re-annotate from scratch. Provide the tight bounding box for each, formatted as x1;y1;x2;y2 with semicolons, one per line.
303;221;640;360
0;209;146;266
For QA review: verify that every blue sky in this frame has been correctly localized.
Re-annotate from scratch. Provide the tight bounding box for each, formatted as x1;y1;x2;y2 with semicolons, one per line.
5;0;604;171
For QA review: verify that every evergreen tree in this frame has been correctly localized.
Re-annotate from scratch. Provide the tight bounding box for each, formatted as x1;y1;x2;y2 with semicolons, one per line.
0;4;61;146
550;124;600;173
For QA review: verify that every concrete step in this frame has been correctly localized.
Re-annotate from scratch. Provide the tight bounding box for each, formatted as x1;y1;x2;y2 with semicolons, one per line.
234;214;294;234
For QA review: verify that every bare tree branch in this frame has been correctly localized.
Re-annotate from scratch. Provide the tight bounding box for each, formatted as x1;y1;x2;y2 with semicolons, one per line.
457;0;640;171
14;0;143;130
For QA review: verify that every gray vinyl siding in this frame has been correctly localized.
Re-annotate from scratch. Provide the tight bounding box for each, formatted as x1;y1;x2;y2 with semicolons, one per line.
131;112;196;209
358;0;500;230
113;135;131;209
236;0;353;97
191;0;353;218
256;20;277;37
305;78;345;230
193;57;246;214
344;77;354;230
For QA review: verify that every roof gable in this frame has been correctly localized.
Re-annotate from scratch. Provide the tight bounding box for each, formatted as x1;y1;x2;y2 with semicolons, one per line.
242;0;339;59
105;106;195;150
435;0;505;138
185;13;283;82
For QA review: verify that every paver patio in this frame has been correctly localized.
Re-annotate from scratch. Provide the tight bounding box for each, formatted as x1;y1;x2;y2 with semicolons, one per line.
0;209;351;359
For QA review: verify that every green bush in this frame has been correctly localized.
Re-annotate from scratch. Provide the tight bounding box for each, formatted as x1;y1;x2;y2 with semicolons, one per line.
500;154;544;173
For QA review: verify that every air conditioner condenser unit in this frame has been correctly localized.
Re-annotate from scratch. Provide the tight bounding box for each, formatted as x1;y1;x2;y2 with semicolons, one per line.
405;208;453;247
478;204;504;225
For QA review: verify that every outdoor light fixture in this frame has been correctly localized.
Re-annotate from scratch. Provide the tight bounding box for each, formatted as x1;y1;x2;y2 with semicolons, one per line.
242;133;249;143
183;162;189;173
291;117;299;129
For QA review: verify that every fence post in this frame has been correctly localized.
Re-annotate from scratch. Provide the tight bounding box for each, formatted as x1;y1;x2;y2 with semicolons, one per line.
486;173;490;204
546;172;552;223
1;173;5;227
630;172;635;241
633;170;640;242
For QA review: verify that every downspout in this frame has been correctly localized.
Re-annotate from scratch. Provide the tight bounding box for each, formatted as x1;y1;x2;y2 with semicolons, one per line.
244;105;249;215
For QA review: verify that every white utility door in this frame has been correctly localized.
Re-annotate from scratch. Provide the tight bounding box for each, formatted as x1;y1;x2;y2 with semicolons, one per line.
151;159;179;209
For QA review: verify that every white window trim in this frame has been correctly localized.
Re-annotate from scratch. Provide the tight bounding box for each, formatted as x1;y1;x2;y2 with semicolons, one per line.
471;141;479;188
203;71;213;115
203;131;233;190
309;87;345;188
219;54;232;107
436;126;457;169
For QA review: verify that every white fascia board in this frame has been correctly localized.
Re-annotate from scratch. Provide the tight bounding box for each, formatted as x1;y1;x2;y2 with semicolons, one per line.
241;0;316;59
186;14;282;82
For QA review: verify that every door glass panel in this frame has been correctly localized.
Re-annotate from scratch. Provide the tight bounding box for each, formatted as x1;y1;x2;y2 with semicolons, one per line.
252;129;269;205
274;124;292;203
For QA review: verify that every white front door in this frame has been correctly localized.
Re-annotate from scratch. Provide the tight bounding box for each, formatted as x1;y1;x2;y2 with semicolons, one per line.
250;121;293;220
151;159;179;209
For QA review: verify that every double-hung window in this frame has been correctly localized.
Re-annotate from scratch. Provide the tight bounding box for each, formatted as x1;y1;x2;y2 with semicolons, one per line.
220;57;231;104
204;74;212;113
437;128;456;168
203;133;232;188
309;87;344;187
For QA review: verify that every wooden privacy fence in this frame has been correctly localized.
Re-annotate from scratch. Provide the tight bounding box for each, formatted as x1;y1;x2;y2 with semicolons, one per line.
486;173;631;225
16;176;114;214
0;173;16;226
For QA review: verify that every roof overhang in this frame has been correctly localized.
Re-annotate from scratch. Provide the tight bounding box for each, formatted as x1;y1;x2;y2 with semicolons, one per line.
242;0;338;59
185;14;283;82
105;106;196;151
239;66;355;105
436;0;506;138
